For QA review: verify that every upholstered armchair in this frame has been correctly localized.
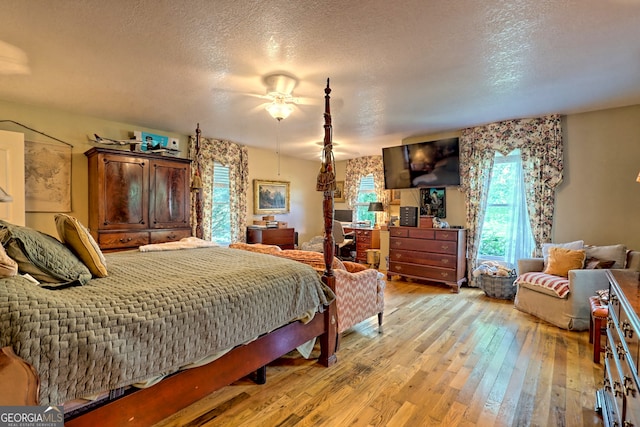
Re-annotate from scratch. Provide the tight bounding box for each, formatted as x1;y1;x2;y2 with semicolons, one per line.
229;243;384;334
514;243;635;331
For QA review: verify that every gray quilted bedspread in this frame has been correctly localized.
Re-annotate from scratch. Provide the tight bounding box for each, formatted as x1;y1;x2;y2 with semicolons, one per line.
0;247;334;405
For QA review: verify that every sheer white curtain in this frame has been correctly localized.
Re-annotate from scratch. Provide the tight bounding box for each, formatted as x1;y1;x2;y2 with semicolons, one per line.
501;153;535;268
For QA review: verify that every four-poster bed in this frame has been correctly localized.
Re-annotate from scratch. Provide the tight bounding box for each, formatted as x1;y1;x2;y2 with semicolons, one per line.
0;80;341;426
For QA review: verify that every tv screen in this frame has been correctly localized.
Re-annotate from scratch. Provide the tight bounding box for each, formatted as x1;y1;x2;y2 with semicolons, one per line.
382;137;460;189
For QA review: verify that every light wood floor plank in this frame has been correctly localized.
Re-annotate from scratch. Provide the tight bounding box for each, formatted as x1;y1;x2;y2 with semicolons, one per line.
153;278;604;427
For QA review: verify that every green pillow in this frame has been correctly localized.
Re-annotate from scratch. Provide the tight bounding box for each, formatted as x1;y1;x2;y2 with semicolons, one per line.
0;220;92;288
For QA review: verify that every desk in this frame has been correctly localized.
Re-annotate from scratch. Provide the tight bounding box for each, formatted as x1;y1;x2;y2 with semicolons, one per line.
246;227;296;249
344;227;380;263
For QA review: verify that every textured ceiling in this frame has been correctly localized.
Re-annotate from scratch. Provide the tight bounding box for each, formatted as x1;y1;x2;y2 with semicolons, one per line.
1;0;639;160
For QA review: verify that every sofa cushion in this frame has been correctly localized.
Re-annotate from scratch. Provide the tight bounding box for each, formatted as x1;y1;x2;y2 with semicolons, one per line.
585;257;616;270
515;272;570;298
584;244;627;269
543;247;586;277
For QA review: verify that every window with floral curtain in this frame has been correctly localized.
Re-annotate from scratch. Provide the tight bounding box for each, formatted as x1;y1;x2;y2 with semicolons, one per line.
460;115;563;286
189;135;248;243
345;155;388;223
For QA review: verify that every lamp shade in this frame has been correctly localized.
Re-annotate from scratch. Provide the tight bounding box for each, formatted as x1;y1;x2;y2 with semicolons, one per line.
368;202;384;212
0;185;12;202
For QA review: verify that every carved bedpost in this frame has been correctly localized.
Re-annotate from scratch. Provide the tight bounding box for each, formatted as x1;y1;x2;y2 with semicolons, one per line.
193;124;204;239
317;79;338;363
319;79;336;278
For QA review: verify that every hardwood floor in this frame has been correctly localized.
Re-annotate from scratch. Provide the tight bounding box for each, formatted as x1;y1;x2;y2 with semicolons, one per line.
154;278;604;427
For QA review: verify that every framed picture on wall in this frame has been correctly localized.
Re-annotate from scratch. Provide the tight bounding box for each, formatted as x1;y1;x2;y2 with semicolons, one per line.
254;179;290;214
390;189;401;205
335;181;345;203
420;187;446;218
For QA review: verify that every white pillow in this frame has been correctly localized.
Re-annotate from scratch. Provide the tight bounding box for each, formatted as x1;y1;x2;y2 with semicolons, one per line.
541;240;584;262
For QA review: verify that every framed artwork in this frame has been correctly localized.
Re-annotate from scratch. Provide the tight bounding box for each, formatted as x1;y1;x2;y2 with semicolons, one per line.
24;141;71;212
390;189;402;205
420;187;446;218
254;179;290;214
335;181;345;203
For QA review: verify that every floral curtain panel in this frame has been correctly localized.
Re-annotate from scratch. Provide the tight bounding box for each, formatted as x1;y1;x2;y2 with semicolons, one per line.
345;155;388;221
460;114;563;285
189;135;249;242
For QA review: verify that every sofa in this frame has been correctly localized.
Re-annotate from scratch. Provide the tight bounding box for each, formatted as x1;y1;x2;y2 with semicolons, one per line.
229;243;385;334
514;242;640;331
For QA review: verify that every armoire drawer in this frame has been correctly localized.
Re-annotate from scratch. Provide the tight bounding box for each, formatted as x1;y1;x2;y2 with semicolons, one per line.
98;231;149;249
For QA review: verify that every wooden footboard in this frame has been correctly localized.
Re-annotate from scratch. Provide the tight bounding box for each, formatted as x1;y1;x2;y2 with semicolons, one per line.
64;302;336;426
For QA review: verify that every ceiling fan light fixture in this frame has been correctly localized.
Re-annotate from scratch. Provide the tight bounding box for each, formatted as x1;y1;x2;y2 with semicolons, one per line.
266;99;294;121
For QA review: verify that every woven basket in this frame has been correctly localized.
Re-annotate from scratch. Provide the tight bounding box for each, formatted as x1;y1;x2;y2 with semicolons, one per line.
479;274;517;300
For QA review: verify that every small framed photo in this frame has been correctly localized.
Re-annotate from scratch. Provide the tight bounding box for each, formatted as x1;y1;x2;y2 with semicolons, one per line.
390;189;401;205
254;180;290;214
420;188;446;218
335;181;345;203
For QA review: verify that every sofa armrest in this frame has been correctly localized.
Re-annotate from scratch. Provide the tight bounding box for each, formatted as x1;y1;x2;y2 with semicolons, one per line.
518;258;544;274
567;269;610;320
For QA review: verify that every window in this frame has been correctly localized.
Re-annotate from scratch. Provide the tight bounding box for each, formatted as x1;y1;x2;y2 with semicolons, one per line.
478;150;534;268
210;162;231;245
354;174;377;224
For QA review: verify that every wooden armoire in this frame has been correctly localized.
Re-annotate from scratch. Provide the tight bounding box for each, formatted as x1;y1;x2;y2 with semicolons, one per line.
85;147;191;251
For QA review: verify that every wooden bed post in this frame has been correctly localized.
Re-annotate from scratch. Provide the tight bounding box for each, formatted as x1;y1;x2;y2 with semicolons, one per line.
318;78;338;365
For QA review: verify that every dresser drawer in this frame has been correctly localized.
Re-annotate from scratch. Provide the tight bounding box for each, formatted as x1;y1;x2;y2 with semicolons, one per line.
388;261;457;282
390;237;458;255
150;229;191;244
99;231;149;249
617;306;640;377
406;228;435;240
434;229;459;241
390;249;457;268
390;227;409;238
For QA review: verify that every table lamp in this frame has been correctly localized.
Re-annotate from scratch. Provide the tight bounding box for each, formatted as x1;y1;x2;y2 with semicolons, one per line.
368;202;384;228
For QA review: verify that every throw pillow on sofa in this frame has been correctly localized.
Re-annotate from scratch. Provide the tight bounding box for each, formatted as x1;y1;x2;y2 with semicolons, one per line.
543;247;586;277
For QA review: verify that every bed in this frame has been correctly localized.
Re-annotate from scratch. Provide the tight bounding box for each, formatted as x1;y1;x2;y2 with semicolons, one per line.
0;81;341;426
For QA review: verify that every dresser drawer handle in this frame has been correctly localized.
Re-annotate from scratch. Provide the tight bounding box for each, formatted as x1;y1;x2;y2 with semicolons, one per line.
119;237;133;243
394;265;403;271
441;259;449;264
614;380;623;398
394;241;402;247
440;244;450;251
624;376;637;397
617;343;626;361
622;320;634;338
440;272;448;278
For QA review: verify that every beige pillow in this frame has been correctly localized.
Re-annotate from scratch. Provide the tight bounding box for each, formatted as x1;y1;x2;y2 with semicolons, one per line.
584;244;627;269
0;243;18;277
55;214;108;277
543;247;586;277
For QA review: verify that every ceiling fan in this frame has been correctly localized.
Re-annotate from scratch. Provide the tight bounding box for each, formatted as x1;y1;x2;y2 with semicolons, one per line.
252;73;320;121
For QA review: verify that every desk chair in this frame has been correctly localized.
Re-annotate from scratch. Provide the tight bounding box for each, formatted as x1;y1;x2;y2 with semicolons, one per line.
333;220;356;261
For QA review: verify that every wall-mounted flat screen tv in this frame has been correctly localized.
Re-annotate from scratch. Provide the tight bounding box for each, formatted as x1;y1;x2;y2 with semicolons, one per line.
382;137;460;189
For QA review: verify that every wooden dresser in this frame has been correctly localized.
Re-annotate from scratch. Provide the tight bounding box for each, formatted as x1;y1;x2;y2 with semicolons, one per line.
597;269;640;425
344;227;380;263
246;227;296;249
86;147;191;251
387;226;466;293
